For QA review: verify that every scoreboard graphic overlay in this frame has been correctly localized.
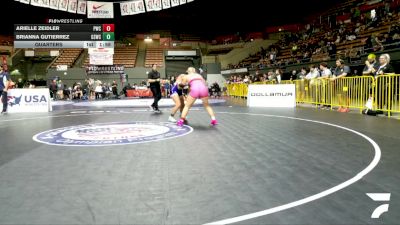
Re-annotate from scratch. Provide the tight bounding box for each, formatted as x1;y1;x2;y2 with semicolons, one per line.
14;24;115;48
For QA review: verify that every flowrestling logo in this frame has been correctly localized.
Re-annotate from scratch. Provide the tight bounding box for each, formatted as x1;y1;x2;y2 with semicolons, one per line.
33;122;192;146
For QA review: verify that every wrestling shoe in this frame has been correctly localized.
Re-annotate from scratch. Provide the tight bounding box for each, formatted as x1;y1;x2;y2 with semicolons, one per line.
177;119;184;127
211;119;218;126
168;116;177;122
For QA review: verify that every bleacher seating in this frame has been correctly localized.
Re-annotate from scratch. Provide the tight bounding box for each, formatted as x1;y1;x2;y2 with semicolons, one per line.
336;24;393;58
322;0;358;18
113;47;138;68
33;48;57;57
180;34;201;42
51;48;83;68
245;14;400;69
145;47;164;67
0;35;13;46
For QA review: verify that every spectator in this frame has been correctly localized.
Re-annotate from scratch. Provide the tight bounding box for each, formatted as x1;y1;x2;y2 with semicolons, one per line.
112;80;120;99
306;65;320;80
95;83;103;100
275;69;283;84
318;62;333;109
267;71;275;82
0;65;11;114
297;67;308;80
332;59;351;112
16;78;24;88
290;70;297;81
49;79;58;100
319;62;332;79
381;33;393;48
371;34;384;51
374;54;395;113
332;59;350;81
363;54;379;76
122;83;131;97
73;82;82;100
163;80;170;98
374;53;395;77
210;82;221;98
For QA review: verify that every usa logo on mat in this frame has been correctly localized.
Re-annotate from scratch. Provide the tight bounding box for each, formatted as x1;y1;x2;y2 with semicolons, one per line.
33;122;192;146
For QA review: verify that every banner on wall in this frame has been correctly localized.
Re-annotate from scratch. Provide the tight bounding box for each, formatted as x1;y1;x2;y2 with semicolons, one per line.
30;0;40;6
247;84;296;108
153;0;162;10
171;0;179;7
7;89;52;113
68;0;77;13
86;65;125;75
49;0;59;9
19;0;192;17
128;1;138;15
89;48;114;65
120;2;130;15
145;0;154;11
58;0;68;11
120;1;149;16
87;1;114;18
77;0;87;14
89;54;113;65
42;0;50;7
162;0;170;9
136;0;146;13
32;0;50;7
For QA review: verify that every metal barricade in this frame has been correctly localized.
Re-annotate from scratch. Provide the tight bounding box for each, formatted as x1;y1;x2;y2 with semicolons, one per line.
226;83;247;98
226;77;378;113
375;74;400;117
330;76;375;111
293;79;316;104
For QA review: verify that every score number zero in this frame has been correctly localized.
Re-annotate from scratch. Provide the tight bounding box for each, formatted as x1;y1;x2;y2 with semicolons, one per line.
92;24;114;32
91;33;114;40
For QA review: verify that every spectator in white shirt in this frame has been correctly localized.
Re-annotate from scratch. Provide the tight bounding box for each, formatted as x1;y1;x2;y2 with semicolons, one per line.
306;65;320;80
319;62;332;79
95;83;103;100
274;69;283;84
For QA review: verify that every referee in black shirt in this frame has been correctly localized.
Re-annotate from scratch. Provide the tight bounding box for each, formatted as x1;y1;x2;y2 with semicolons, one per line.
147;64;162;113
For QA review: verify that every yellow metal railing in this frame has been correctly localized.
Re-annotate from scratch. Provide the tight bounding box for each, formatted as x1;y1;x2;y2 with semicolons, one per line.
330;76;375;111
375;74;400;116
226;83;247;98
226;75;400;117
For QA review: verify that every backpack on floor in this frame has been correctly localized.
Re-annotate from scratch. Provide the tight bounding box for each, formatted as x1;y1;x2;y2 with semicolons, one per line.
362;109;377;116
